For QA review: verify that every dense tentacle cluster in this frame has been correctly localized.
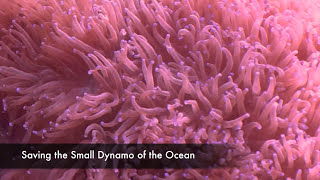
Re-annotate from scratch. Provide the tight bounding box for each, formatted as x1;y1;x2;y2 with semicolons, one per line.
1;0;320;179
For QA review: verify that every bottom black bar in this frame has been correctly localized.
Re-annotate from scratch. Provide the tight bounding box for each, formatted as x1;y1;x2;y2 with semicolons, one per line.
0;144;235;169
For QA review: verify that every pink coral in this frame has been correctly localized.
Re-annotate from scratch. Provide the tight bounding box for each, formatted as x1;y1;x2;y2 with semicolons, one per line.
1;0;320;179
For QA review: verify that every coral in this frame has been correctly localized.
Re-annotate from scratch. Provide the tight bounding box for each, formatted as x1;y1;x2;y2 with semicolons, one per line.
1;0;320;179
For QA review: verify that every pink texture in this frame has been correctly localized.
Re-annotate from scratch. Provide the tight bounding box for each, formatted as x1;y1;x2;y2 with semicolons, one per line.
1;0;320;179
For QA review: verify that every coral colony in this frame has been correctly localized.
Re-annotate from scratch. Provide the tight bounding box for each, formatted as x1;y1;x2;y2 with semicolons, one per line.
1;0;320;179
